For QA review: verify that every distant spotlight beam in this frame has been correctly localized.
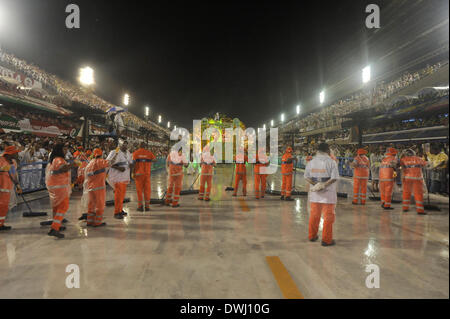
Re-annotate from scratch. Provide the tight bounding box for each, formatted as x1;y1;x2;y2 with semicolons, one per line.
79;67;94;86
319;90;325;104
362;65;371;83
123;94;130;106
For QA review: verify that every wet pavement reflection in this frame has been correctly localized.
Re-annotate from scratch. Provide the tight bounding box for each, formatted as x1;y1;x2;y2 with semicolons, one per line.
0;164;448;298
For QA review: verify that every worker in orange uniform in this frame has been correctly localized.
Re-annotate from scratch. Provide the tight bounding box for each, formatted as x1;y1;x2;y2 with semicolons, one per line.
281;146;296;201
350;148;370;205
133;142;156;211
379;147;399;210
232;152;248;197
106;140;133;219
304;143;339;246
0;146;22;232
254;149;269;199
400;149;429;215
165;149;189;207
198;145;216;201
46;144;76;239
85;148;111;226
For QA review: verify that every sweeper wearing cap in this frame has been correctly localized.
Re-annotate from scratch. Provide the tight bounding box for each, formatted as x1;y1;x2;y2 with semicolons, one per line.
46;144;77;238
0;146;21;231
400;149;429;214
379;147;399;210
281;146;296;201
350;148;370;205
84;148;112;226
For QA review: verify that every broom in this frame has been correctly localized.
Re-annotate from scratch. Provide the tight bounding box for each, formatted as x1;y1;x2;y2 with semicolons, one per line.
180;172;200;195
225;164;235;191
20;193;48;217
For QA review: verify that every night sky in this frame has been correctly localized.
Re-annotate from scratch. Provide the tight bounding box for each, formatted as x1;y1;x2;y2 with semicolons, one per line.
0;0;448;129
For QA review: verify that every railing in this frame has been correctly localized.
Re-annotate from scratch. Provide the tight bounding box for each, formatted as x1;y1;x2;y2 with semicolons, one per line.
16;157;168;194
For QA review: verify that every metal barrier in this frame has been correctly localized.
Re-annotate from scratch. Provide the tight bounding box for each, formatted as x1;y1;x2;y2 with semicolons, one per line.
17;157;168;194
18;161;48;194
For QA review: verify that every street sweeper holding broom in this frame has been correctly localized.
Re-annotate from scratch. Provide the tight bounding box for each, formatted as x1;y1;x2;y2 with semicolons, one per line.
46;144;77;239
165;148;189;207
254;149;269;199
400;149;429;215
198;144;216;201
82;148;112;227
0;146;21;232
132;142;156;211
281;146;296;201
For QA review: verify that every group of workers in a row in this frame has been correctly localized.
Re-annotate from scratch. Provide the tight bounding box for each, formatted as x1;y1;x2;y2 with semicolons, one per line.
0;140;435;245
350;147;432;214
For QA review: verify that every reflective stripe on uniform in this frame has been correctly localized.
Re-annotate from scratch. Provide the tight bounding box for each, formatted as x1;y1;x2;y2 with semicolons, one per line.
47;185;69;190
87;168;106;177
135;159;153;163
0;188;11;193
379;179;394;182
404;176;423;180
354;176;369;179
89;186;106;192
51;168;67;175
169;162;184;166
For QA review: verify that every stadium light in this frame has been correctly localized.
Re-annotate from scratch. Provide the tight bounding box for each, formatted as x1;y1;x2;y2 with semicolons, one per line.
296;104;300;114
362;65;371;84
158;115;162;123
167;121;171;128
79;67;94;86
145;106;150;117
270;120;274;127
280;113;285;122
319;90;325;104
123;94;130;106
174;125;177;130
263;124;266;130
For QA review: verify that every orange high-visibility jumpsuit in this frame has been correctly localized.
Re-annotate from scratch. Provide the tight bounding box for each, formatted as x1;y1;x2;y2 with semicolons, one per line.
233;155;248;196
379;155;398;208
133;148;156;209
401;156;427;214
85;158;109;226
0;157;13;228
352;155;370;204
199;154;215;200
254;153;269;199
46;157;71;231
165;152;186;206
77;160;88;186
281;152;294;197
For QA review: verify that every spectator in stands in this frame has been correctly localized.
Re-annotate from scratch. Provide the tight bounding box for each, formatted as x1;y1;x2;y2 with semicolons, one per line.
426;145;449;195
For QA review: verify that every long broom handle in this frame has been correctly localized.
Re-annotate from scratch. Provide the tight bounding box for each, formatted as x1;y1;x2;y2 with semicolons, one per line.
230;164;235;187
20;194;33;213
189;172;200;190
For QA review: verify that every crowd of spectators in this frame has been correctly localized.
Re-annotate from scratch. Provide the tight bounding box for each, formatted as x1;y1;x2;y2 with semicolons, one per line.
1;49;167;134
283;61;447;133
